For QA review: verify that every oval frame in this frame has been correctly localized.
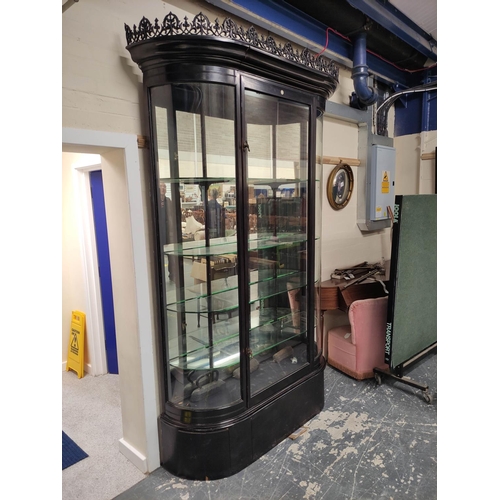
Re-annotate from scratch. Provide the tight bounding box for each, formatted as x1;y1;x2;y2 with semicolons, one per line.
327;162;354;210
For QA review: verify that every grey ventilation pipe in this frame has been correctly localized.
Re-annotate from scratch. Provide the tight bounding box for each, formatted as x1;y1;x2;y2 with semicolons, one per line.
350;31;378;108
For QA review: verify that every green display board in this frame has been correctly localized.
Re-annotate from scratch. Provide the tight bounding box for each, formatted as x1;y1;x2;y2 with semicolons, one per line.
385;195;437;369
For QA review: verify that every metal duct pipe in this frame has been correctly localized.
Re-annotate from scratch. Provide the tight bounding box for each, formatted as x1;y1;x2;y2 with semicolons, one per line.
374;81;437;135
350;32;377;107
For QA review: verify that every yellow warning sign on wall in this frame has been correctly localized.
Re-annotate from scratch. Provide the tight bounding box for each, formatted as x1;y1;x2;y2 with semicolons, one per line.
66;310;85;378
381;171;390;194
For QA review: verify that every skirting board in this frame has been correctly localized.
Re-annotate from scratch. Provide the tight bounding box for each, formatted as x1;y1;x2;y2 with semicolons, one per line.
62;360;92;375
119;438;148;473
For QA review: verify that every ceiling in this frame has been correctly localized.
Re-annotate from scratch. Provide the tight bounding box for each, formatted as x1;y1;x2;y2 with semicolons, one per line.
282;0;437;72
391;0;437;41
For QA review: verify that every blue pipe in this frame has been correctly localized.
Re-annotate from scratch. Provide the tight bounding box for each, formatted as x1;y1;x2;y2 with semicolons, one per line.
351;32;378;106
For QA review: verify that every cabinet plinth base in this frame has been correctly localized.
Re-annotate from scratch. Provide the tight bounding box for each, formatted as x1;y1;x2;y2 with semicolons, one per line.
159;362;325;480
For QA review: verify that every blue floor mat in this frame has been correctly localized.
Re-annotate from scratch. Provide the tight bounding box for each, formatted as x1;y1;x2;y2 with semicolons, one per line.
62;431;88;470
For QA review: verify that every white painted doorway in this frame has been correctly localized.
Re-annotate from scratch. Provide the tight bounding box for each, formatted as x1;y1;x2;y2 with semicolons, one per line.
62;128;160;473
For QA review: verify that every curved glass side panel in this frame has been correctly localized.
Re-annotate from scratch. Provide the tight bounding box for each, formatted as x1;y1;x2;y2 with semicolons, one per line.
315;110;323;353
151;83;242;410
244;89;311;396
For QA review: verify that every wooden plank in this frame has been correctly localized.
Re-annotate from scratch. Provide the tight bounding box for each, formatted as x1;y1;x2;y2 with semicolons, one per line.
321;155;361;167
137;135;148;148
421;152;435;160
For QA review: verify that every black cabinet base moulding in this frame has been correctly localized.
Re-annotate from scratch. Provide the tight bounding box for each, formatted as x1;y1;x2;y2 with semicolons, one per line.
160;361;325;480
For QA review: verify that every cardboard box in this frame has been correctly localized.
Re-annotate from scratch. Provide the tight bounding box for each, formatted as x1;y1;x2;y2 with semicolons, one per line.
191;261;208;282
201;254;237;265
191;256;237;282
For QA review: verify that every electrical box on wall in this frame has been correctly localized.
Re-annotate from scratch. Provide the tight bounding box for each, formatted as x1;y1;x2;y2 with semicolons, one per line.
369;145;396;221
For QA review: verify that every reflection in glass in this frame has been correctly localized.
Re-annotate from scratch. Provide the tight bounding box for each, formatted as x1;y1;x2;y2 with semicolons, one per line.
333;170;348;204
245;89;311;397
151;83;241;410
150;81;321;409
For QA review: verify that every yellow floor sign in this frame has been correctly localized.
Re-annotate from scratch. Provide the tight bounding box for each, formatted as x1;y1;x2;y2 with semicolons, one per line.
66;310;85;378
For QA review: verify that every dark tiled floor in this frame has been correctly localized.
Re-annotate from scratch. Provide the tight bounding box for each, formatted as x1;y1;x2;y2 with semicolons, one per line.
115;351;437;500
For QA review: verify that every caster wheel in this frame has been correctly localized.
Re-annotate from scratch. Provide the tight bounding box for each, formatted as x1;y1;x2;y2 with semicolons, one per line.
374;373;382;386
423;391;433;404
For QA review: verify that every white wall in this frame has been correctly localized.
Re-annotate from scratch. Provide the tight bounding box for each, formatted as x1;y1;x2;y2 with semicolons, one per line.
418;130;437;194
62;0;233;134
394;130;437;195
99;147;151;457
62;152;98;368
319;65;395;280
321;116;391;278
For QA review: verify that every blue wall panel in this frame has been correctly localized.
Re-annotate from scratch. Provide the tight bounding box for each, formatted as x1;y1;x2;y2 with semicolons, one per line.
395;89;437;137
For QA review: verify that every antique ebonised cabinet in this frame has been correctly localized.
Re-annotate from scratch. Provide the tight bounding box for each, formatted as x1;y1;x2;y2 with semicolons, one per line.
125;12;338;480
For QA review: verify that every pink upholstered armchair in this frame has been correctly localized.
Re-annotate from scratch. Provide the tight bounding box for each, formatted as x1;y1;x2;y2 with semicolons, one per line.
327;296;388;380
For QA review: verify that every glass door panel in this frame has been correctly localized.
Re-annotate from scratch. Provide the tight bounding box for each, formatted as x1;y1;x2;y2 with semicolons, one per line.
244;89;310;397
151;83;242;410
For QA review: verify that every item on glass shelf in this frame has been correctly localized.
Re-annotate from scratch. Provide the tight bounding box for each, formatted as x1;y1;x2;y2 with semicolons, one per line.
190;370;225;402
273;345;294;363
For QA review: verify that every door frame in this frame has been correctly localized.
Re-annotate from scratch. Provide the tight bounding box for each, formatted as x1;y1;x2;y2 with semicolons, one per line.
63;127;160;473
72;161;108;376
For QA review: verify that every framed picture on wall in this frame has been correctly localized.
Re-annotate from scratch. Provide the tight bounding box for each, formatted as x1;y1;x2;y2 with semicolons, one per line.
327;162;353;210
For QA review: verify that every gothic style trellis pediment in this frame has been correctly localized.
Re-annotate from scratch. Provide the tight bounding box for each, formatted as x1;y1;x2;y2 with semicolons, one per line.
125;12;339;82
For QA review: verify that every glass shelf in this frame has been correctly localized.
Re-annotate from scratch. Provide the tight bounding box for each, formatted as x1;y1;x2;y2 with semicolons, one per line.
164;232;312;257
161;177;236;184
166;268;298;305
168;309;306;369
250;178;309;185
159;177;314;185
166;271;306;314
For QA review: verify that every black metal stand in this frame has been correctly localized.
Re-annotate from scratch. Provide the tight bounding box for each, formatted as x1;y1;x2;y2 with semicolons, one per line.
373;342;436;403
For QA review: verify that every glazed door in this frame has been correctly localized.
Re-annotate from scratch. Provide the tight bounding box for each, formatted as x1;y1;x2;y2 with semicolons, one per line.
241;76;317;402
150;75;320;413
150;81;245;413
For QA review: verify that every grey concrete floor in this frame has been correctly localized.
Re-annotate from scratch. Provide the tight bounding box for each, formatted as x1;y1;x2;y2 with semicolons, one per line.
62;371;147;500
113;350;437;500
